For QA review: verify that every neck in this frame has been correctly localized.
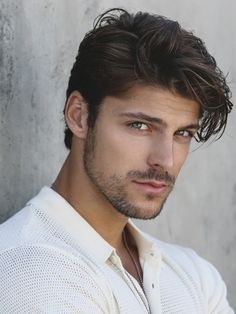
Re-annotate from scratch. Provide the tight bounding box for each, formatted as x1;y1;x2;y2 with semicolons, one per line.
52;152;128;250
53;155;143;286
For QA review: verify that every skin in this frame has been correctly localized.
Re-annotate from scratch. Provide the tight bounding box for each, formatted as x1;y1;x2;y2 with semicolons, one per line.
53;83;200;283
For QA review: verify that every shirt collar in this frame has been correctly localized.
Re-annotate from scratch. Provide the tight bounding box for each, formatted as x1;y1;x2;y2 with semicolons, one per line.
27;186;114;263
127;220;162;262
27;186;161;264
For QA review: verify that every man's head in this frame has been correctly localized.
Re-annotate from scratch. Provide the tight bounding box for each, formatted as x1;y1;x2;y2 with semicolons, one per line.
64;8;232;149
81;84;200;219
63;8;233;219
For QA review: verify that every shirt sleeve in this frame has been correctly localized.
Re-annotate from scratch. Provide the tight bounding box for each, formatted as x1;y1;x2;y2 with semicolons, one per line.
187;249;234;314
0;245;113;313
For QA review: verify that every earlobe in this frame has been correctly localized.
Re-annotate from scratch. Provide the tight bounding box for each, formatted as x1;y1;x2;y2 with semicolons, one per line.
65;91;88;139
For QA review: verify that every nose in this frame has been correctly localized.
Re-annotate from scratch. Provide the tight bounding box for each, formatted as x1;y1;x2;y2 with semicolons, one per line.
147;136;174;170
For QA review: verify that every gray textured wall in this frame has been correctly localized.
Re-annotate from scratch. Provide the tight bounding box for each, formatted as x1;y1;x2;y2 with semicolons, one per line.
1;0;235;308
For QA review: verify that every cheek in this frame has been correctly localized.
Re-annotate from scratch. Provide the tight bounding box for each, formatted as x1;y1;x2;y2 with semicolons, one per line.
173;144;190;173
94;129;145;172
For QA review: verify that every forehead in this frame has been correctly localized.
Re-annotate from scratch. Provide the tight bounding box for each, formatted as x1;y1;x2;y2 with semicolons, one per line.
99;84;200;125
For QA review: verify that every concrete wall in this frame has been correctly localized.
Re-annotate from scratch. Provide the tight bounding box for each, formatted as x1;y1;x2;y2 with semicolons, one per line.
1;0;235;308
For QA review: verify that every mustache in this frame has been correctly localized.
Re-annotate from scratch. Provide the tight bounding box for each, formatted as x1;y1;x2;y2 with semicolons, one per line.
127;169;175;186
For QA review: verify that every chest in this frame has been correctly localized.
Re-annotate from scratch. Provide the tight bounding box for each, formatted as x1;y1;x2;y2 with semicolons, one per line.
102;258;206;314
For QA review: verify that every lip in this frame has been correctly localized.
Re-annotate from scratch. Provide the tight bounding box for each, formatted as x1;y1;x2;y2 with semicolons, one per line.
133;180;169;195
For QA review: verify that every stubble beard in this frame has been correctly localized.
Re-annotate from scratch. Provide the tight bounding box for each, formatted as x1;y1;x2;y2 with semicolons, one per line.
83;128;175;220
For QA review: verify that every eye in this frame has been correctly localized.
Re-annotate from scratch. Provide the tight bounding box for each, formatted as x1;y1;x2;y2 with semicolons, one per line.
128;122;149;130
176;130;194;138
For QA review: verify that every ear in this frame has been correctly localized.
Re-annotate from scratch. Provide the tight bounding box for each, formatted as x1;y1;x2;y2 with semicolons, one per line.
65;91;88;139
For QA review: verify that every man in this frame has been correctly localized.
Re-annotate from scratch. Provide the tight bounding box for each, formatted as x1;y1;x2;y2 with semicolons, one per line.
0;8;234;313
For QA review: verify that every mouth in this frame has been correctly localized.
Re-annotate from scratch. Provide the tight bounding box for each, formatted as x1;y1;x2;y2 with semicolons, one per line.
132;180;169;195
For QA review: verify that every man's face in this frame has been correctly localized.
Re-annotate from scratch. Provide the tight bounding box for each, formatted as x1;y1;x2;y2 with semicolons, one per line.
83;84;199;219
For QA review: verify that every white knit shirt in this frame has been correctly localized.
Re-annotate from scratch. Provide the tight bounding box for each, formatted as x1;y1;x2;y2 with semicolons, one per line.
0;187;233;313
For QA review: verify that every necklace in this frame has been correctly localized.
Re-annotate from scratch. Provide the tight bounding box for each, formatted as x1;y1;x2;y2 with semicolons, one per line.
122;228;143;288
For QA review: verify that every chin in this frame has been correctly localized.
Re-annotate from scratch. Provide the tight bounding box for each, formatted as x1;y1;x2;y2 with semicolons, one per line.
133;208;163;220
116;200;165;220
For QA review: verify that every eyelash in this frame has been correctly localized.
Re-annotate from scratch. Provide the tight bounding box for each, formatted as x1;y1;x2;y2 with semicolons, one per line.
128;122;195;139
128;121;149;130
176;130;194;138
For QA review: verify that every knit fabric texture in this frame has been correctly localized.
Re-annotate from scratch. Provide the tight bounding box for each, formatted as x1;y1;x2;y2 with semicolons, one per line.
0;187;234;313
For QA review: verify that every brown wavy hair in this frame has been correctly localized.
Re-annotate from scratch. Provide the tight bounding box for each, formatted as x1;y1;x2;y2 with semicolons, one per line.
64;8;233;149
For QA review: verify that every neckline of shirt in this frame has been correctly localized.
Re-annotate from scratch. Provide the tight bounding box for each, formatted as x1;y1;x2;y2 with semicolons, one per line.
27;186;161;265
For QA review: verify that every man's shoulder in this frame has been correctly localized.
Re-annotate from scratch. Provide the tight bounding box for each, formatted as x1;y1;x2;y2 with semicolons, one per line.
155;236;204;268
149;234;221;280
0;204;115;312
0;206;111;307
0;205;33;251
0;203;80;265
0;203;104;276
0;232;112;313
146;233;231;307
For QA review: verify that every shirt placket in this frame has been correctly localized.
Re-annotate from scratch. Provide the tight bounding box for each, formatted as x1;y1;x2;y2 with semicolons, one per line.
110;254;151;313
141;251;162;314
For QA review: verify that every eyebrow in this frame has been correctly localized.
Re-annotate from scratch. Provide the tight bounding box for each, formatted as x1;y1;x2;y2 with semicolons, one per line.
119;112;200;130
